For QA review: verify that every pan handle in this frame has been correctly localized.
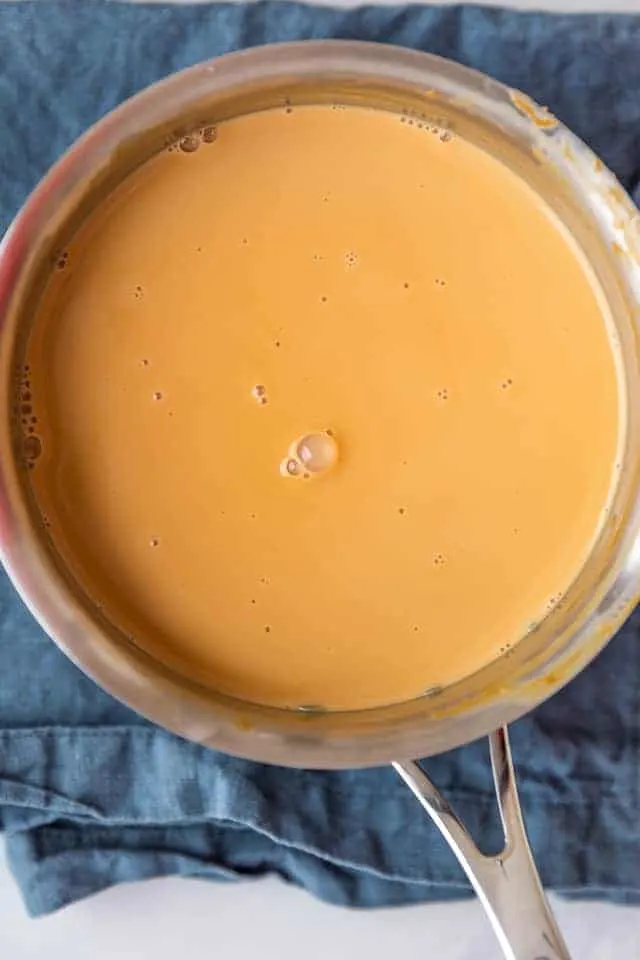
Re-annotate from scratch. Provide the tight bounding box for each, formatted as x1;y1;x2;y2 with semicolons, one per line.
393;726;571;960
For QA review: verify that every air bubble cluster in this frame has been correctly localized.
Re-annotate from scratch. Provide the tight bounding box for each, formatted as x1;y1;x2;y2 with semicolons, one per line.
165;125;219;155
15;364;42;469
546;592;563;611
281;431;338;479
399;110;454;143
252;384;268;406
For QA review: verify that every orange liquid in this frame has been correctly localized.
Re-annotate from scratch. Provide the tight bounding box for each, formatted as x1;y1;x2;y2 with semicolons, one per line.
24;104;622;710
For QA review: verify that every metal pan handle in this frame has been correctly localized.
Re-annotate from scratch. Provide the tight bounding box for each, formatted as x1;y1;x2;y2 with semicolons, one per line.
393;726;571;960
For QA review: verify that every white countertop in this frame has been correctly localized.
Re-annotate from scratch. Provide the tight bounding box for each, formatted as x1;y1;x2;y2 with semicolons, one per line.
1;842;639;959
2;0;640;957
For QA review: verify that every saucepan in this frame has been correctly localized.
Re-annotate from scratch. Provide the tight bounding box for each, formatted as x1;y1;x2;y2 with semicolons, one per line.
0;42;639;960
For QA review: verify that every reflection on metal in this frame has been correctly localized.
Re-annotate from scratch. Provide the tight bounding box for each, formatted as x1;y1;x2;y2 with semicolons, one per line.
394;727;571;960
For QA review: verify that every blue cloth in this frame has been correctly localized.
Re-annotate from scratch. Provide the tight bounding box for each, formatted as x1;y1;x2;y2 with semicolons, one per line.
0;1;639;918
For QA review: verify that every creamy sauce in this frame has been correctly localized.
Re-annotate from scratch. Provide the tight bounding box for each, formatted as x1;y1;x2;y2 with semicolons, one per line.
22;104;622;710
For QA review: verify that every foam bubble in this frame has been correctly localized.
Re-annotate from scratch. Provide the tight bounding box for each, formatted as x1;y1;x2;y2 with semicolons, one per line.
281;458;300;477
295;432;339;475
22;434;42;462
179;135;199;154
252;384;267;405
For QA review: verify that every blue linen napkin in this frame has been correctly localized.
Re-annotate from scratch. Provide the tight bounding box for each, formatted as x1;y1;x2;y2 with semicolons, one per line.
0;0;639;918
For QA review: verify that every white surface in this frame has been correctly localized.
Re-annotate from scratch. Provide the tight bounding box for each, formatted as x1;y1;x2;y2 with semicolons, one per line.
1;842;639;959
1;0;639;957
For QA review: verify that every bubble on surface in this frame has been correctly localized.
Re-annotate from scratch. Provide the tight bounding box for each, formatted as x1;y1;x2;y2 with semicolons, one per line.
22;433;42;463
179;135;199;154
153;391;163;401
295;432;339;475
281;457;301;478
201;126;217;143
252;384;268;405
546;592;563;611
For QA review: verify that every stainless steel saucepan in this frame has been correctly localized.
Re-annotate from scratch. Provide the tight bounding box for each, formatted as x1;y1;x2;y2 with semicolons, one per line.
1;42;639;960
